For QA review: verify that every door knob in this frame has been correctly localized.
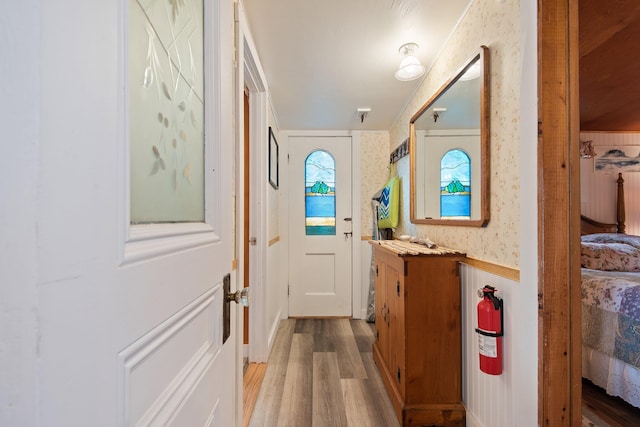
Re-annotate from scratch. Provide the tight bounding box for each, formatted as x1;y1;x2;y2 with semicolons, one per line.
222;274;249;345
226;287;250;307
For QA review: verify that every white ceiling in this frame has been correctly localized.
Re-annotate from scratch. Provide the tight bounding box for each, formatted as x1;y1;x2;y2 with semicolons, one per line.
241;0;473;131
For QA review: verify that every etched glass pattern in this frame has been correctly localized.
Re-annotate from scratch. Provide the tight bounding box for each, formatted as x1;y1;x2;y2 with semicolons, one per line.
129;0;205;223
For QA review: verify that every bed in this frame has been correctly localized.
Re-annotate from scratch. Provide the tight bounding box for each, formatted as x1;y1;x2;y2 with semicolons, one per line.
580;173;640;407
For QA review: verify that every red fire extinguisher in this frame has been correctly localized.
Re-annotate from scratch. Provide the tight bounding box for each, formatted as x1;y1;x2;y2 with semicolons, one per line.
475;285;503;375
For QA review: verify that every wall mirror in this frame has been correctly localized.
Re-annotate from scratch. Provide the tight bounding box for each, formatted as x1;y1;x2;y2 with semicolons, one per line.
410;46;489;226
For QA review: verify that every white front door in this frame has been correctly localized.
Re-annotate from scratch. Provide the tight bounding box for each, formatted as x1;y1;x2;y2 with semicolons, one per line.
35;0;237;426
288;136;353;317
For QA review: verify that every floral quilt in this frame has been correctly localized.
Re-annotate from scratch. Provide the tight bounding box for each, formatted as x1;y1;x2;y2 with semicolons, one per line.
582;268;640;368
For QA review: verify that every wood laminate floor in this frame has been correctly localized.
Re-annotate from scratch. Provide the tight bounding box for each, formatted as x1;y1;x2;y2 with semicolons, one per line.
582;379;640;427
247;318;400;427
245;319;640;427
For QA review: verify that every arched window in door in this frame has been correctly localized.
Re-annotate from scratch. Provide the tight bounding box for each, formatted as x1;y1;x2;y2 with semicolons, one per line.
305;150;336;235
440;149;471;218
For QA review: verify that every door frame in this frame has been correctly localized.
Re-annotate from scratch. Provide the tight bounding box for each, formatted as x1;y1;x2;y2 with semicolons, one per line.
538;0;582;425
282;130;363;318
236;1;270;363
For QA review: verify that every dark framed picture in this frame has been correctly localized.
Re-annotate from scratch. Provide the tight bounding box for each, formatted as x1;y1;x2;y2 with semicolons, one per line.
269;127;279;189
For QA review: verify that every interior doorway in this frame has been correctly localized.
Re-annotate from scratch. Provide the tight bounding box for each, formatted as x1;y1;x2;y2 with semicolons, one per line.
240;46;268;427
287;135;354;317
243;88;250;350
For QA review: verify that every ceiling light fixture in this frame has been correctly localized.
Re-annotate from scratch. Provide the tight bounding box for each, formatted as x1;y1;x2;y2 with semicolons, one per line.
394;42;425;82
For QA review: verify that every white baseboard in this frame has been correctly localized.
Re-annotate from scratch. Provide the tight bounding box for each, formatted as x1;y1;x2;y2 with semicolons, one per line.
265;309;282;358
353;308;368;320
465;409;482;427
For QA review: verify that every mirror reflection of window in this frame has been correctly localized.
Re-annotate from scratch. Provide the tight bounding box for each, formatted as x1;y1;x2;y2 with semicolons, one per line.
409;45;489;226
305;150;336;235
440;149;471;218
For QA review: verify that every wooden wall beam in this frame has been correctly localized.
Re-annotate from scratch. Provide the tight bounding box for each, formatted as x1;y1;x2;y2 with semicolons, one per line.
538;0;582;426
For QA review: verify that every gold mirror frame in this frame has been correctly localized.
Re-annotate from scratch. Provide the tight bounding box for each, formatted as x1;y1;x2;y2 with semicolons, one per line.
409;46;490;226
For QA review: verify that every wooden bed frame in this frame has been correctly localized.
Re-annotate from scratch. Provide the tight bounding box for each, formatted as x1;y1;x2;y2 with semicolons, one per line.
580;172;626;235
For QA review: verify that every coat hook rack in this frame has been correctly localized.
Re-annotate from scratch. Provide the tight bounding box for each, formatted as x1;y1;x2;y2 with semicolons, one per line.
390;138;409;164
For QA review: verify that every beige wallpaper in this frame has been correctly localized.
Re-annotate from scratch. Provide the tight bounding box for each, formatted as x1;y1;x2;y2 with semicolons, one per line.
389;0;521;267
360;131;391;236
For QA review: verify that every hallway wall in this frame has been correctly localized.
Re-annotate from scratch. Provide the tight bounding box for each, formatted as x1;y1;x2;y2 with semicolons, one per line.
266;104;285;356
461;265;531;427
390;0;521;268
1;2;40;425
359;131;391;238
385;1;539;426
358;131;392;319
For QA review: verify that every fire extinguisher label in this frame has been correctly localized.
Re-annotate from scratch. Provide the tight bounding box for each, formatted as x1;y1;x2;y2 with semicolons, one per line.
478;334;498;358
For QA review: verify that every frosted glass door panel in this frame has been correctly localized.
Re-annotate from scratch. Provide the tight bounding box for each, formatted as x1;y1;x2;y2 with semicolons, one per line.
129;0;205;223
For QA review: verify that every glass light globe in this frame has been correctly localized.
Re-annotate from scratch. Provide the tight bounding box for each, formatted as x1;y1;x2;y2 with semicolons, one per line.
394;55;425;81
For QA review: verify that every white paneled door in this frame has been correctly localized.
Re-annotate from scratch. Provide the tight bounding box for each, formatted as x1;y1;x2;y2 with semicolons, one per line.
288;136;353;317
35;0;237;426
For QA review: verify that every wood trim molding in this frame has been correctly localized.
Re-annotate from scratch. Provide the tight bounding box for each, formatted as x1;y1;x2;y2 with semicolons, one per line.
268;236;280;247
123;223;218;266
460;258;520;282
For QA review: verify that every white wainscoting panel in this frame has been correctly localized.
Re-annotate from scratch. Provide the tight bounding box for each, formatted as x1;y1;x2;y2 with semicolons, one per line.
461;264;520;427
169;369;220;427
580;132;640;236
204;399;220;427
118;285;222;427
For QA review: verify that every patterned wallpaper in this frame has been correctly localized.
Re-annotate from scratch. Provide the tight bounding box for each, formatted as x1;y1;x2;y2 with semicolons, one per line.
389;0;521;268
360;131;391;236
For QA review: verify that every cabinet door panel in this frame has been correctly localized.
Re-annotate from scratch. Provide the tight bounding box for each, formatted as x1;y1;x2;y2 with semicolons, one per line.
374;260;389;366
389;266;406;398
386;264;400;393
405;258;462;403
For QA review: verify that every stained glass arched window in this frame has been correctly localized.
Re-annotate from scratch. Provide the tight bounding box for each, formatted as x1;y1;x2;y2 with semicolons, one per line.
440;149;471;218
305;150;336;235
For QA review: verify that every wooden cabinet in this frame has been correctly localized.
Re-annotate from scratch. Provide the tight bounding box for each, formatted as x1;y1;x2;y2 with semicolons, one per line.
371;241;466;427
